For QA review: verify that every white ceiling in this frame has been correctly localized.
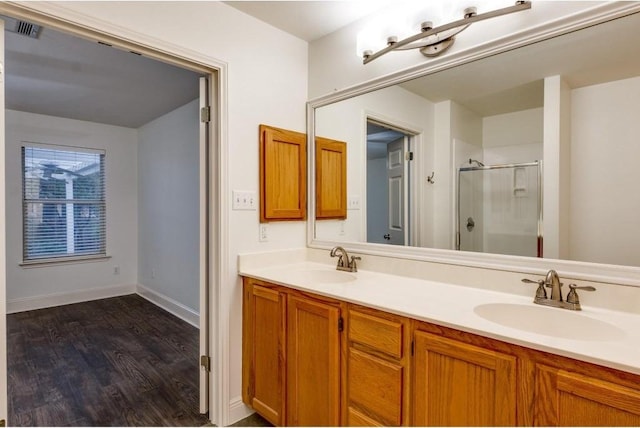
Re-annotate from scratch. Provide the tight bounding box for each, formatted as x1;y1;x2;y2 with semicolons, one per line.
2;1;381;128
3;4;640;128
3;15;202;129
223;1;393;41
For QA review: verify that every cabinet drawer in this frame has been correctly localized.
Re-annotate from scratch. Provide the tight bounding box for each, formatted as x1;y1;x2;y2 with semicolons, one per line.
348;348;404;426
348;309;403;359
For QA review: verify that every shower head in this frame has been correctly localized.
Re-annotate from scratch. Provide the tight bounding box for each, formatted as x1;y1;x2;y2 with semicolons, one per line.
469;158;485;167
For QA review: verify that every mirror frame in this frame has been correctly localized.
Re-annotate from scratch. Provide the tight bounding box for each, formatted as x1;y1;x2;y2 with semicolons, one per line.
307;2;640;287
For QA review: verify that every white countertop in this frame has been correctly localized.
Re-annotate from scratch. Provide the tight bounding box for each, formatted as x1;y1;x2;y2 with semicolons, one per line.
240;261;640;376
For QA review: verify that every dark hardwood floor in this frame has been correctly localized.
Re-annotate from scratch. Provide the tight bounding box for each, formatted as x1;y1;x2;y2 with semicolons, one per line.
7;294;209;427
229;412;272;427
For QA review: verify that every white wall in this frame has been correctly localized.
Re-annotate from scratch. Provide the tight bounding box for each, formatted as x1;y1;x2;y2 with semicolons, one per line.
5;109;138;308
483;108;543;152
137;99;199;313
434;101;483;250
16;2;309;422
570;76;640;266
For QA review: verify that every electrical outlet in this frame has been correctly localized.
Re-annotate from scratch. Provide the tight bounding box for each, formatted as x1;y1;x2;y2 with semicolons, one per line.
259;224;268;242
113;265;120;275
348;195;361;210
232;190;257;210
339;221;345;236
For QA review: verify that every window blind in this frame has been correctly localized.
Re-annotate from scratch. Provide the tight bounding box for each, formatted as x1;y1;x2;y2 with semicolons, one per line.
22;145;106;261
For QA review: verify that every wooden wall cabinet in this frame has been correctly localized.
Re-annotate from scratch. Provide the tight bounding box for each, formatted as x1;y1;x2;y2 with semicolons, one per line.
315;137;347;219
259;124;306;222
242;276;640;427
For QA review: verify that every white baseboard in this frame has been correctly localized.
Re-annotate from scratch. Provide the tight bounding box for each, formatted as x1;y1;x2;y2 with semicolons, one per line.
228;396;254;425
7;283;136;313
136;283;199;328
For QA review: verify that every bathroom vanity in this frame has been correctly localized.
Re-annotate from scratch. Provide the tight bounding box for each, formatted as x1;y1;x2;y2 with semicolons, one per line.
240;254;640;426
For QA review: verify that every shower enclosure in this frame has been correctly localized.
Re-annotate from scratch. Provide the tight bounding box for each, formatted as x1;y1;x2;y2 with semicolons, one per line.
456;161;542;258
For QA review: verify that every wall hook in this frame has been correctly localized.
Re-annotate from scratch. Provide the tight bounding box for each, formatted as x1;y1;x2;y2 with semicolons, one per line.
427;172;435;184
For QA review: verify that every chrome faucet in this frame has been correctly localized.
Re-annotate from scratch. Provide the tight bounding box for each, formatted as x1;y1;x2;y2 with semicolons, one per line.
330;246;361;272
522;269;595;311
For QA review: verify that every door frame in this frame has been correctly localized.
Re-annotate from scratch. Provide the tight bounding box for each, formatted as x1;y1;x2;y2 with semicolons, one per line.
0;3;228;425
363;112;423;247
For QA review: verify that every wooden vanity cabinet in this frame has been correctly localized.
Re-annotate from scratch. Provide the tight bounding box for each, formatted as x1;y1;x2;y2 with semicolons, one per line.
344;305;411;426
242;278;287;425
242;278;343;426
534;364;640;426
242;276;640;427
286;294;342;426
413;321;640;427
412;330;517;426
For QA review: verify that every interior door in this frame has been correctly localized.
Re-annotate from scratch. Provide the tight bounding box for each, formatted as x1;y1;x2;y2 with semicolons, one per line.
198;76;210;414
386;137;406;245
0;17;7;424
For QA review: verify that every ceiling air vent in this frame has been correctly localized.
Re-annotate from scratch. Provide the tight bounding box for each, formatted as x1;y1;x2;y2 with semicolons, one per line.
8;19;42;39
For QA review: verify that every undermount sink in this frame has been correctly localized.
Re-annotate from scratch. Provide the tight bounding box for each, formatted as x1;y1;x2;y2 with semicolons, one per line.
474;303;625;341
285;268;357;284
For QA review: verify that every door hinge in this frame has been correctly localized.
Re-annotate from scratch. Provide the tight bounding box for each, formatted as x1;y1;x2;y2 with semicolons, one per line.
338;317;344;332
200;106;211;123
200;355;211;372
406;151;414;161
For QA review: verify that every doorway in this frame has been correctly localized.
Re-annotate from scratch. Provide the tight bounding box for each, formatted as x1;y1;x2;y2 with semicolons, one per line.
0;8;221;425
365;119;415;246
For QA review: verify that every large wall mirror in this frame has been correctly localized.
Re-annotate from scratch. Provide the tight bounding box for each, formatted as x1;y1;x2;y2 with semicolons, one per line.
309;6;640;284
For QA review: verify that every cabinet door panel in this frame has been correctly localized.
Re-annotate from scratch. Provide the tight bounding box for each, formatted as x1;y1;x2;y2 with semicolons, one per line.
413;331;516;426
243;283;286;426
348;407;384;427
287;295;341;426
316;137;347;219
260;124;306;221
535;364;640;426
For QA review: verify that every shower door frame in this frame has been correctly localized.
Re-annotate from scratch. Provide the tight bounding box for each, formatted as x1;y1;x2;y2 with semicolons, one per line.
456;160;543;257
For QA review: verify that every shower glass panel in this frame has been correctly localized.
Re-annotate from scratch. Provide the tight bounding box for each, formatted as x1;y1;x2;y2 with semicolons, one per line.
457;162;542;258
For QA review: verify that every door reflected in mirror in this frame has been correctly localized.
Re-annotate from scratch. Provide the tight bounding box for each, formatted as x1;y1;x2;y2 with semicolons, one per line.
366;120;414;246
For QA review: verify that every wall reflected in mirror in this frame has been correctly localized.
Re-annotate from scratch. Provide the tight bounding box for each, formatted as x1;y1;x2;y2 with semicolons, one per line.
313;11;640;268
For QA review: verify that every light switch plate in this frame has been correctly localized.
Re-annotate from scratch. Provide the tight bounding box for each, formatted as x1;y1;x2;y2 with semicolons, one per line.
232;190;257;210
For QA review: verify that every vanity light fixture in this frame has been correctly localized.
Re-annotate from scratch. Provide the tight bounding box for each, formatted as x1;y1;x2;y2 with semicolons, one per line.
362;1;531;64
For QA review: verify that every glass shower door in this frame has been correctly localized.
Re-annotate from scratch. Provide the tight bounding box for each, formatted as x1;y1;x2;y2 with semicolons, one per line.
457;162;541;257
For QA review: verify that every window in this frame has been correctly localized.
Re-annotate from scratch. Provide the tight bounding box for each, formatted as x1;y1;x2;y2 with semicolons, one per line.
22;145;106;262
